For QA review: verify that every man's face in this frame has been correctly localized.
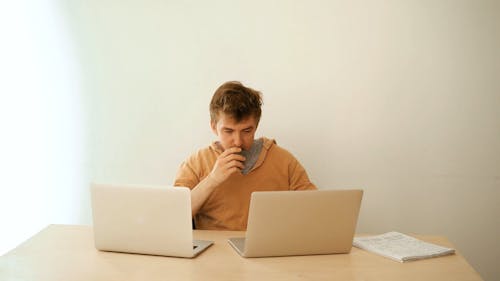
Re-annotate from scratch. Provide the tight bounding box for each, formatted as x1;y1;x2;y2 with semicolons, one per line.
211;112;258;151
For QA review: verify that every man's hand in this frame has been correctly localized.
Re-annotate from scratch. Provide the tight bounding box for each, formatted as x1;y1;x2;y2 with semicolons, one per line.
209;147;246;185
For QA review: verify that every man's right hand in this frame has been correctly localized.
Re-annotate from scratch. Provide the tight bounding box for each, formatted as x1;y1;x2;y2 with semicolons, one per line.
208;147;246;185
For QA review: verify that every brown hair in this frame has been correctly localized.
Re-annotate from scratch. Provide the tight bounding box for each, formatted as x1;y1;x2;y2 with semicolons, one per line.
210;81;263;123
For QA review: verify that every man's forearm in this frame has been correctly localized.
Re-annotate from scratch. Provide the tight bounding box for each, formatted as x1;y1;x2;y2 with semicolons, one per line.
190;175;219;217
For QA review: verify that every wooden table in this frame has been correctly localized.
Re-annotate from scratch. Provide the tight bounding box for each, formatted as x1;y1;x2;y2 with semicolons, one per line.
0;225;482;280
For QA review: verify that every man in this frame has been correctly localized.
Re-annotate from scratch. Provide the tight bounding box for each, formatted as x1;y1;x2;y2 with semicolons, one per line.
174;81;316;230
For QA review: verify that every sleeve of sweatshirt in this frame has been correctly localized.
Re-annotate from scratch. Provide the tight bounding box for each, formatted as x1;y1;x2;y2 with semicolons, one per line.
288;156;317;191
173;157;200;189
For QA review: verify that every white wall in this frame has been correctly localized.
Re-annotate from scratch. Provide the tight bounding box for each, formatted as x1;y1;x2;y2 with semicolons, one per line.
0;0;88;254
2;1;498;280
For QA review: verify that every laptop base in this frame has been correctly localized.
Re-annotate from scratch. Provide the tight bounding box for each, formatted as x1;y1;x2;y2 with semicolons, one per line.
228;237;246;256
193;240;214;257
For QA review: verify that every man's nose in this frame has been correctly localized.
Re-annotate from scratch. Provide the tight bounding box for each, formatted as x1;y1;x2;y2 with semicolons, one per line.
233;133;242;147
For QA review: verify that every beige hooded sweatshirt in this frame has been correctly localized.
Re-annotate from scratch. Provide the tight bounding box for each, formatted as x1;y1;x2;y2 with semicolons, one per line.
174;137;316;230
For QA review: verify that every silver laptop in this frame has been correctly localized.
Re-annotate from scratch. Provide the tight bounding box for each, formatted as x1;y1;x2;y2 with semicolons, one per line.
91;183;213;258
228;189;363;258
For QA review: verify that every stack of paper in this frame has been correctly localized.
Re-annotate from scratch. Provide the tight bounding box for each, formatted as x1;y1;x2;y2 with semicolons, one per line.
353;232;455;262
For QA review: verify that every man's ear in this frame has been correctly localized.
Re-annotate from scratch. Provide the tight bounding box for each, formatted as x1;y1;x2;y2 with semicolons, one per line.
210;120;218;135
